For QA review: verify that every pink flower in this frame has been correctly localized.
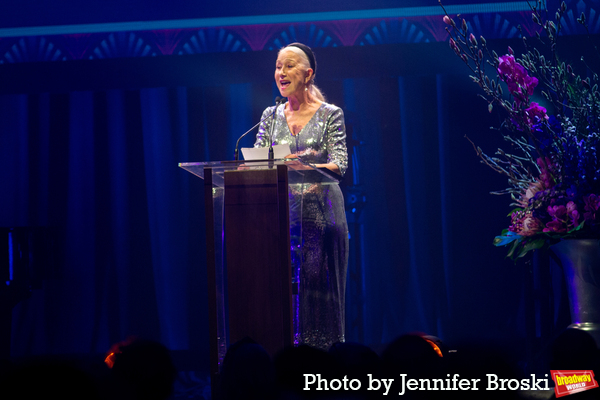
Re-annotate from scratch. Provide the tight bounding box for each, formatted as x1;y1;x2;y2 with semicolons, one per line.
469;33;477;46
449;38;460;56
509;210;543;236
520;215;543;236
536;157;557;188
517;159;557;208
517;180;545;208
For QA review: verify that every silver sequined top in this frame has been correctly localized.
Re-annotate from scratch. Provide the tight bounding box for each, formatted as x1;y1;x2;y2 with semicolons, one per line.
254;102;348;174
254;101;349;350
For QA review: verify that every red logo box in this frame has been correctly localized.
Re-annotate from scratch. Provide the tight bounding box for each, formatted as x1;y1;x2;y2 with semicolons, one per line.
551;370;599;397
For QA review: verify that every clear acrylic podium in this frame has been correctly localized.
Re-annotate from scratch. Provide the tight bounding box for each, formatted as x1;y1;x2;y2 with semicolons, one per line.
179;159;342;382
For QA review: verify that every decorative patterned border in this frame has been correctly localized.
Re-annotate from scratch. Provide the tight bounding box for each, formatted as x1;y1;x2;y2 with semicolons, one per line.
0;1;597;64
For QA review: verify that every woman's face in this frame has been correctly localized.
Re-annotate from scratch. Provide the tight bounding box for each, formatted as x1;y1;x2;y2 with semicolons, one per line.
275;49;310;98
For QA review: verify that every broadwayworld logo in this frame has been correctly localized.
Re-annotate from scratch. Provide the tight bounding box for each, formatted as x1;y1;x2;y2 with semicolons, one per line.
551;370;599;397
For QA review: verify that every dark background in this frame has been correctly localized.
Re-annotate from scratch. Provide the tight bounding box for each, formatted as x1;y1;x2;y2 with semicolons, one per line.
0;0;589;375
0;0;526;27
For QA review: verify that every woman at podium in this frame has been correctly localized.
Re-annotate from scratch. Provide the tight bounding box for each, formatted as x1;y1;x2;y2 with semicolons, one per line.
254;43;349;350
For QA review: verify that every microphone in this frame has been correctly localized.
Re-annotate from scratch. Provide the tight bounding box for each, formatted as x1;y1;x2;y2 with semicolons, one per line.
268;97;287;160
234;97;286;161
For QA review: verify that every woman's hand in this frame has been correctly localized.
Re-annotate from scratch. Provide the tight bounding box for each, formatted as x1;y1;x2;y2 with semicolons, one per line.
284;154;312;170
283;155;340;174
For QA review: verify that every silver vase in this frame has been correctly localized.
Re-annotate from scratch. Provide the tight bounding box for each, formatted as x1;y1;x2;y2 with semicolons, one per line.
551;239;600;346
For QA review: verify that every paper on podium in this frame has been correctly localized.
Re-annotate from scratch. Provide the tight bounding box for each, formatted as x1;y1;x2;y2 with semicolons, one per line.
241;144;291;160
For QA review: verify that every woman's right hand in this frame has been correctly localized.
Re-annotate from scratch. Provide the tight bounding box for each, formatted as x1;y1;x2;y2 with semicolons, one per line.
284;154;312;170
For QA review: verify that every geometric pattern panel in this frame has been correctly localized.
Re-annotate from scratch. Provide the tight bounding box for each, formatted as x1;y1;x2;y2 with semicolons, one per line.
0;1;597;64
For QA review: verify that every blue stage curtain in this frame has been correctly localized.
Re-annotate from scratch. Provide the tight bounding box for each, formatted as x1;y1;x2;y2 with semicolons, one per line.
1;73;533;359
2;88;212;356
339;73;529;349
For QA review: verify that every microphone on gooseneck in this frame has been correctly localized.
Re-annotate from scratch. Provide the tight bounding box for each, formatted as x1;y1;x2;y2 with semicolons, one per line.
234;97;286;161
268;97;287;160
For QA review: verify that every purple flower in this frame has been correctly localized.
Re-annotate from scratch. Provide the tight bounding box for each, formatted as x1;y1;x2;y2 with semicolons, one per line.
524;102;548;127
444;4;600;259
548;205;567;219
544;219;567;233
566;201;580;228
583;194;600;222
543;205;568;233
497;54;516;75
497;54;539;107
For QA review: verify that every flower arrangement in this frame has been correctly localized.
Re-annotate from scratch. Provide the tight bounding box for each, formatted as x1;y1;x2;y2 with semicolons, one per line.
441;0;600;259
